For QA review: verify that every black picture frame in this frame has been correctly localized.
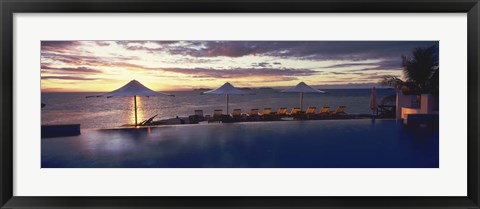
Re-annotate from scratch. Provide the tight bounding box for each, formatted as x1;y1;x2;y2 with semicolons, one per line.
1;0;479;208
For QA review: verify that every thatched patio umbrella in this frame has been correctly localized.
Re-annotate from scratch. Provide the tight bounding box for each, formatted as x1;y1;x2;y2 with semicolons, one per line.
281;82;325;111
92;80;173;126
203;82;250;114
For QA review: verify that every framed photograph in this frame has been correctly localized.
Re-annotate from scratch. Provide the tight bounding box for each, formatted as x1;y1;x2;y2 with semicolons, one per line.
1;0;479;208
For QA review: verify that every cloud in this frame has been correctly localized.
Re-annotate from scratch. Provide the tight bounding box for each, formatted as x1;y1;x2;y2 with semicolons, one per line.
169;57;220;64
364;75;386;79
41;76;98;80
327;71;364;75
240;76;298;83
114;41;182;54
41;52;140;69
252;62;272;68
41;41;82;53
159;67;318;79
263;41;438;61
43;41;438;63
313;82;379;89
118;41;438;61
194;42;260;57
41;52;106;66
324;59;403;72
95;41;111;46
323;63;377;68
41;65;102;73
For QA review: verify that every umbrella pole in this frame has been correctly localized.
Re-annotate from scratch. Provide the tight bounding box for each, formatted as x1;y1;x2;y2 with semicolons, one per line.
134;95;137;126
226;94;229;114
300;92;304;111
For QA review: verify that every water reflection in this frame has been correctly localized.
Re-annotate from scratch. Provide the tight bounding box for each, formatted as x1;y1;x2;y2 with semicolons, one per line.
42;119;439;168
129;96;145;125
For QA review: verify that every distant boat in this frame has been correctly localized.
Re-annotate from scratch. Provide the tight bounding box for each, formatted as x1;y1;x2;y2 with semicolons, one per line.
85;95;102;98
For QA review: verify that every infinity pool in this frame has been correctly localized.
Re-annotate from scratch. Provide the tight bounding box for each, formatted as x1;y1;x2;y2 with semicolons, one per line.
41;119;439;168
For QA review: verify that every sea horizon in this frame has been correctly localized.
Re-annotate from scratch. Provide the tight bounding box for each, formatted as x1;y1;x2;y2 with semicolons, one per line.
41;87;396;93
41;88;396;129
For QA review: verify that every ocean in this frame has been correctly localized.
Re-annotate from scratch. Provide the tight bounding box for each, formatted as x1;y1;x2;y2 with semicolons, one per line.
41;88;395;129
42;119;439;168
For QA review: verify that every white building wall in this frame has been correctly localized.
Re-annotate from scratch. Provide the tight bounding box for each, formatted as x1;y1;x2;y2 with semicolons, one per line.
397;92;437;120
396;91;414;119
420;94;435;114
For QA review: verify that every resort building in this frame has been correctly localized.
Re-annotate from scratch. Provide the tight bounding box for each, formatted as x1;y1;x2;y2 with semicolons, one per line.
396;91;439;124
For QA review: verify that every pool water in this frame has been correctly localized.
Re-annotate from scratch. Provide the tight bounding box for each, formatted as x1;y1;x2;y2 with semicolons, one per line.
41;119;439;168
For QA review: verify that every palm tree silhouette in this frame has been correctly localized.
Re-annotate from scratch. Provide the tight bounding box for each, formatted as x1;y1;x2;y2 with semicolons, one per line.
380;45;439;96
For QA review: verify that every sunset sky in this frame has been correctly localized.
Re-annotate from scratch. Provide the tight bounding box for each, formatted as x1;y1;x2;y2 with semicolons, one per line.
41;41;437;92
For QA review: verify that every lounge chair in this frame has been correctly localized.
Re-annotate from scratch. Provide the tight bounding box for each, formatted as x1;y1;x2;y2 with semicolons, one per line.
195;110;205;121
246;108;260;121
188;110;205;124
318;106;330;119
288;107;301;116
273;107;288;120
332;106;347;118
209;109;223;122
305;107;316;119
288;107;302;120
276;107;287;116
260;108;272;120
293;107;315;120
230;109;243;121
195;110;203;117
334;106;346;114
139;114;158;126
231;109;242;117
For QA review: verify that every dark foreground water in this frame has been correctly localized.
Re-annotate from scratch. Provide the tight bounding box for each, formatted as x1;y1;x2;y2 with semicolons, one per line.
41;119;439;168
